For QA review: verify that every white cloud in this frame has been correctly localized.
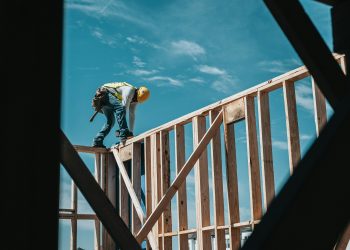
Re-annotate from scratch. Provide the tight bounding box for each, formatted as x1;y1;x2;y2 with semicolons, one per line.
272;140;288;150
258;59;301;73
295;83;314;113
126;36;161;49
197;65;238;93
171;40;205;59
300;133;313;141
211;75;238;94
128;69;158;76
197;65;226;75
65;0;155;29
146;76;183;87
91;27;119;47
132;56;146;68
189;77;205;83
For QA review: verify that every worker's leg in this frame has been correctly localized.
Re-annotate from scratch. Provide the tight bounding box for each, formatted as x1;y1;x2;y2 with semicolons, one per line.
92;105;115;147
110;98;130;139
113;100;132;140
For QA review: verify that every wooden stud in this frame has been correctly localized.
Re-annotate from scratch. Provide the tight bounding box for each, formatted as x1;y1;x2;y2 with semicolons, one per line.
312;78;327;136
175;124;189;250
119;163;129;227
112;149;159;250
60;131;141;250
70;181;77;250
105;153;117;250
152;133;163;250
209;110;226;250
94;153;101;250
161;131;172;249
101;154;108;249
223;115;240;250
144;137;153;250
283;80;301;173
192;115;212;250
150;134;159;248
132;143;142;234
94;219;101;250
257;91;275;211
245;96;263;221
136;111;223;243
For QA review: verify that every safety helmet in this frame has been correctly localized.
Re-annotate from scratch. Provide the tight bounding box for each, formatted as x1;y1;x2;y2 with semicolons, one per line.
137;86;150;103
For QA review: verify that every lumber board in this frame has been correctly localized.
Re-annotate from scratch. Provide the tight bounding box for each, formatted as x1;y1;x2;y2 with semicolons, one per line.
111;55;344;148
223;118;241;250
60;130;141;250
132;143;142;234
283;80;301;173
160;131;172;249
174;124;189;250
112;149;159;249
71;181;77;250
312;78;327;136
193;115;212;250
245;96;263;221
209;110;226;250
106;153;117;249
257;91;275;211
224;98;245;124
74;145;108;154
136;110;223;243
144;137;153;250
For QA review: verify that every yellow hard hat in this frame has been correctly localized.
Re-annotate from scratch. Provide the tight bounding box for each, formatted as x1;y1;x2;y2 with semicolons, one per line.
137;86;150;103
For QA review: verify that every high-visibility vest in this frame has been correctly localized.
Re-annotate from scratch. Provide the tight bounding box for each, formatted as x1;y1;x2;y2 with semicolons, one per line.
102;82;136;101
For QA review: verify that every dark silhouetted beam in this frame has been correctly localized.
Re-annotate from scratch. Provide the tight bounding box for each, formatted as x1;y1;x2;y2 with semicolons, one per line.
60;130;141;250
264;0;349;109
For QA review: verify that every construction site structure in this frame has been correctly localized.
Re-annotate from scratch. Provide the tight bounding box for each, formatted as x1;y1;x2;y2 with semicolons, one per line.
59;54;349;250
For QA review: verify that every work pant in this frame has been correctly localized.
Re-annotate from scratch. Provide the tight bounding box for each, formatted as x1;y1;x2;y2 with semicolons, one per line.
93;93;130;145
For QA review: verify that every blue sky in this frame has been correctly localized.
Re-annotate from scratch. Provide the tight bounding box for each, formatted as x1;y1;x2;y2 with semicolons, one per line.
60;1;334;249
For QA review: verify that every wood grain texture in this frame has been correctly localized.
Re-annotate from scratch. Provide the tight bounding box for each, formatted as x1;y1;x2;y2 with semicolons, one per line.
136;111;223;243
175;124;189;250
193;115;212;250
209;110;226;250
245;96;263;221
223;116;240;250
283;80;301;173
257;91;275;211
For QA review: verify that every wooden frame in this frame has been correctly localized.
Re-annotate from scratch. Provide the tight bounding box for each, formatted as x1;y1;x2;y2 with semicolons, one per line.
60;54;347;250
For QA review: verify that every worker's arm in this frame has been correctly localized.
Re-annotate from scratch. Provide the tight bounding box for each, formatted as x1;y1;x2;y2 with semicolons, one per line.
129;103;137;133
121;87;136;133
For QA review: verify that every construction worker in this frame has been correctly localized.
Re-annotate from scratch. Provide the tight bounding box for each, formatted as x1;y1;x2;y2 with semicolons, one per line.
92;82;150;148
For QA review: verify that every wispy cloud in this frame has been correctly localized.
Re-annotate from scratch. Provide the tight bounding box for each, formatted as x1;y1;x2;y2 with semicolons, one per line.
189;77;205;84
128;69;158;76
126;35;162;49
197;65;226;75
272;140;288;150
300;133;313;141
65;0;155;29
91;27;120;48
146;76;183;87
132;56;146;68
295;83;314;113
197;65;238;93
170;40;205;60
258;58;301;73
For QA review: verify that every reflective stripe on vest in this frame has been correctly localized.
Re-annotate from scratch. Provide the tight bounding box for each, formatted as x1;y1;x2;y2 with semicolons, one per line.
102;82;136;101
